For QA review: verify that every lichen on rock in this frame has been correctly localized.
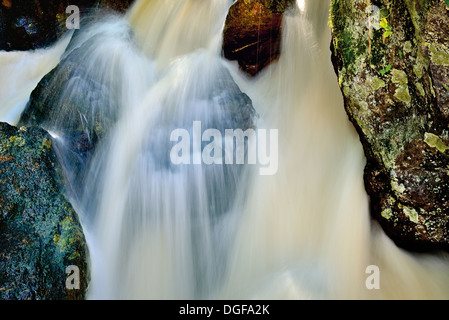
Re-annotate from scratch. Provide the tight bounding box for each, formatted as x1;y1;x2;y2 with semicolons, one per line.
0;122;89;300
330;0;449;251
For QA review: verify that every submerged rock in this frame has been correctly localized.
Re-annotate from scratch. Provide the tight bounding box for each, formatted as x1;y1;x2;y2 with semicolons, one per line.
222;0;295;76
18;16;136;201
0;122;89;299
330;0;449;251
18;59;109;199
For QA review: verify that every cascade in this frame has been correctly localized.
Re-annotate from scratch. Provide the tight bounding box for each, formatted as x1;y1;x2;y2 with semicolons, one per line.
1;0;449;300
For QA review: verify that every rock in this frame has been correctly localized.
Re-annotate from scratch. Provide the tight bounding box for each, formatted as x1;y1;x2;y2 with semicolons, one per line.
18;16;135;201
18;59;111;200
330;0;449;251
99;0;135;13
222;0;295;76
0;122;89;299
0;0;135;51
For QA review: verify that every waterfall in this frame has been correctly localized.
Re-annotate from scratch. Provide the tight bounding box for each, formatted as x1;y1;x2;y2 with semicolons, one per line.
2;0;449;300
217;1;449;299
0;34;71;124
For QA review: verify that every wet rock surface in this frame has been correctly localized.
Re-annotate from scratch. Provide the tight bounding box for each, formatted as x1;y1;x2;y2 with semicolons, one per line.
222;0;295;76
330;0;449;251
0;122;89;299
0;0;135;51
18;16;136;201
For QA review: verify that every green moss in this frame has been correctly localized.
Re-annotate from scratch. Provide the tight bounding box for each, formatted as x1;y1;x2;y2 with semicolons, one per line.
330;0;388;72
370;28;388;67
340;32;356;69
330;0;351;41
330;0;356;69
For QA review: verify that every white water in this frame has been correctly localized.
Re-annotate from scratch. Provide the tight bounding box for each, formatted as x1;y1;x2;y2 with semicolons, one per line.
0;34;71;124
2;0;449;300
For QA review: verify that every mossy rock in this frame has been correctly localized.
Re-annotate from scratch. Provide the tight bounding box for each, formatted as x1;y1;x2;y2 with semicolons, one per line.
0;122;89;300
330;0;449;252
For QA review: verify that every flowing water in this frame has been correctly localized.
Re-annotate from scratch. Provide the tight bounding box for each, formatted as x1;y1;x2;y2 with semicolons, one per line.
2;0;449;300
0;34;71;124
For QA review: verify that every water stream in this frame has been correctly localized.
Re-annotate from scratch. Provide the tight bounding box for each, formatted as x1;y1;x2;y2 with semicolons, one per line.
1;0;449;300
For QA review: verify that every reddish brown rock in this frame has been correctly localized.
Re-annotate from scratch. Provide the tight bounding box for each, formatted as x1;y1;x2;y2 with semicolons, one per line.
222;0;294;76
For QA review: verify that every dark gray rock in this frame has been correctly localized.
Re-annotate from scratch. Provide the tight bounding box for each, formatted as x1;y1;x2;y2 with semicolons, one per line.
0;122;89;300
0;0;135;51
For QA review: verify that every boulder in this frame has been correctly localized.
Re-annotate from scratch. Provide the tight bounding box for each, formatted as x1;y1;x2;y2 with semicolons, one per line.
330;0;449;251
18;16;135;200
0;0;135;51
222;0;295;76
0;122;89;299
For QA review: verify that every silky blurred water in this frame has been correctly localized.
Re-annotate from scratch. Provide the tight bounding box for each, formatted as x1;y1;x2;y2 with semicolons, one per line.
2;0;449;300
